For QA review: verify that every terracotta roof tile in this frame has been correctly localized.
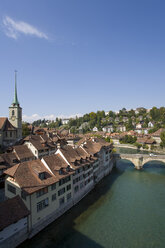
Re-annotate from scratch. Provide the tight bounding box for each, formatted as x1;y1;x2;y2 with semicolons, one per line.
5;160;57;194
0;195;30;231
13;145;35;160
152;128;165;137
0;117;7;130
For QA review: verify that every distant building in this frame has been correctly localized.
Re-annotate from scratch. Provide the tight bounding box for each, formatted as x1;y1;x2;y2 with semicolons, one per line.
136;123;142;129
61;118;70;125
135;107;146;114
0;72;22;148
151;128;165;145
116;124;126;132
102;125;114;133
148;121;154;128
93;127;98;132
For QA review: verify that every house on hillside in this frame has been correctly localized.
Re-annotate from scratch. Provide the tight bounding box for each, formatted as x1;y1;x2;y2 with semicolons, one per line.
102;125;114;133
148;121;154;128
93;127;98;132
151;128;165;145
116;123;126;132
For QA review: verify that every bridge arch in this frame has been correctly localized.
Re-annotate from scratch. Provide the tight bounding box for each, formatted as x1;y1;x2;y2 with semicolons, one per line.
114;153;165;170
117;158;136;168
142;159;165;168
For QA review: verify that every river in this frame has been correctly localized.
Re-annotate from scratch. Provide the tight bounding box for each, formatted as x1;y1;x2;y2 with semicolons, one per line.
19;148;165;248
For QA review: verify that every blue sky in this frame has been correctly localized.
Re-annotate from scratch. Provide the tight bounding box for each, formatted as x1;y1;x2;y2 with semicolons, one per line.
0;0;165;122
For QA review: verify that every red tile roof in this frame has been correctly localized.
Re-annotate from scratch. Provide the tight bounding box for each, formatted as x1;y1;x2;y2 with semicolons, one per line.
0;195;30;231
0;117;7;130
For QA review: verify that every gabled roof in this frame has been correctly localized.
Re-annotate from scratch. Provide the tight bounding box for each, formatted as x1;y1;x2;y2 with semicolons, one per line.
4;159;57;194
0;117;7;130
1;152;18;167
59;145;82;163
43;154;74;177
79;138;111;155
0;196;30;231
13;145;35;160
3;118;16;131
24;135;56;151
152;128;165;137
43;154;68;171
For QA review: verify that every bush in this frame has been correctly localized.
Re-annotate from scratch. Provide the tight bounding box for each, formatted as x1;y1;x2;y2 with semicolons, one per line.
112;148;117;153
134;142;142;149
119;135;137;144
142;144;149;149
151;144;155;150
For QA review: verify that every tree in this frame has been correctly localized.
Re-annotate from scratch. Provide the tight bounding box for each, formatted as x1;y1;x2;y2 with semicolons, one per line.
120;135;137;144
22;123;30;137
134;142;142;149
126;118;134;131
109;111;115;118
105;137;110;143
70;127;76;134
160;131;165;147
150;107;160;121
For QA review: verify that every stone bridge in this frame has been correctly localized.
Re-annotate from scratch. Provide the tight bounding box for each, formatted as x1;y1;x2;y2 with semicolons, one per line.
114;153;165;170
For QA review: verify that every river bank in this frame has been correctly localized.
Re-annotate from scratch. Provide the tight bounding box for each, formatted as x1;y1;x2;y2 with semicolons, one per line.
114;143;165;154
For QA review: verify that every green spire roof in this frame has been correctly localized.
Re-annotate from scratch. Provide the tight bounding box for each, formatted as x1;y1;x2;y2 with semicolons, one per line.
12;71;19;106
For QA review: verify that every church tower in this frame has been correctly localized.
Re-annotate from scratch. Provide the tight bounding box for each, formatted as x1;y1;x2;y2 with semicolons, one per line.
9;71;22;140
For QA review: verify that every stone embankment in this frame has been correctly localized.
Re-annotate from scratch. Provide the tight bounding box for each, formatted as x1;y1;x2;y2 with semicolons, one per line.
114;143;165;154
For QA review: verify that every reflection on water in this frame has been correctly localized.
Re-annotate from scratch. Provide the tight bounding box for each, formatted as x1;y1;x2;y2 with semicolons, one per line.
19;159;165;248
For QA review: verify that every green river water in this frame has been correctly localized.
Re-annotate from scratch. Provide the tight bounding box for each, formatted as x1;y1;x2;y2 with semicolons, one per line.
19;148;165;248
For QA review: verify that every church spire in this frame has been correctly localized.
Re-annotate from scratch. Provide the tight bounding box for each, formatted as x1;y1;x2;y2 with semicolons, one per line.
12;70;19;106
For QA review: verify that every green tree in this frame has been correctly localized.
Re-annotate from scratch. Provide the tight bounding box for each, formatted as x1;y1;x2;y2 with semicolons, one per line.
160;131;165;147
150;107;160;121
22;123;30;137
126;118;134;131
134;142;142;149
109;111;115;118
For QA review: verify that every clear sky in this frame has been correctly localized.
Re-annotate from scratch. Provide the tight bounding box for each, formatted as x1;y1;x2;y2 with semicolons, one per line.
0;0;165;122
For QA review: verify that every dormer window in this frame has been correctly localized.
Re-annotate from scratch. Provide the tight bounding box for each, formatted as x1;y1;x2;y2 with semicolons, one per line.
59;169;63;175
66;166;70;172
39;172;46;180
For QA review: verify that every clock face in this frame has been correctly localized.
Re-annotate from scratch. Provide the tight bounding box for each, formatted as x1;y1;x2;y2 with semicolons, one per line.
11;116;15;121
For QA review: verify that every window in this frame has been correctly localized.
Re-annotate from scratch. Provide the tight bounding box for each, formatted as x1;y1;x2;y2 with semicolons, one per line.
7;184;16;194
74;185;79;193
10;132;12;138
36;187;48;198
21;190;27;200
59;176;71;186
80;182;84;189
59;197;65;206
51;183;56;190
67;184;71;191
12;110;15;116
58;187;65;196
52;193;56;201
80;175;83;181
37;198;49;212
67;193;71;201
39;172;46;180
